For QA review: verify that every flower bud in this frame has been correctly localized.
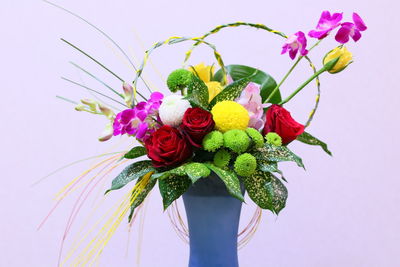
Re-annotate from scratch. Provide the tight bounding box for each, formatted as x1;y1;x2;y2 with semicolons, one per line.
98;122;114;142
323;46;353;74
98;103;115;119
81;99;97;112
122;82;133;106
75;104;86;111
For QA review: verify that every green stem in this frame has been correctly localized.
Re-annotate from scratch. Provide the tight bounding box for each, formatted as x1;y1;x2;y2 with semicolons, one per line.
265;40;323;103
279;66;327;105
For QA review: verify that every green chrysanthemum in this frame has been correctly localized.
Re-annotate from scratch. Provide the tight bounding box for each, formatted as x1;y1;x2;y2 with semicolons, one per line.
265;132;282;146
245;128;264;148
213;149;231;168
234;153;257;176
223;129;250;153
166;69;192;92
202;131;224;152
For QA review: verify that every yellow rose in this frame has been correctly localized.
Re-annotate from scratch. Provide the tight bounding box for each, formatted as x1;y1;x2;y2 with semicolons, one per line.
323;46;353;74
206;81;223;102
190;63;215;83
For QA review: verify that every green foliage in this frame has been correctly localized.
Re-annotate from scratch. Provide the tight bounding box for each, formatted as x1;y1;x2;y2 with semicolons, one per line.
255;143;304;168
186;74;209;110
209;77;251;107
128;177;157;222
184;163;210;184
223;129;250;153
167;69;192;92
243;170;287;214
123;146;147;159
297;132;332;156
245;128;264;148
158;174;191;210
202;131;224;152
265;132;282;146
213;64;280;104
106;161;153;194
204;163;244;202
234;153;257;177
213;149;231;168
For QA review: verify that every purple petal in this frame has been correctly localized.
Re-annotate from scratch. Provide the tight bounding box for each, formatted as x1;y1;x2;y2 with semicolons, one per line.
351;29;362;42
353;12;367;31
150;92;164;101
318;11;331;26
331;12;343;25
335;25;351;44
289;48;298;60
135;123;148;140
281;44;289;55
308;29;330;39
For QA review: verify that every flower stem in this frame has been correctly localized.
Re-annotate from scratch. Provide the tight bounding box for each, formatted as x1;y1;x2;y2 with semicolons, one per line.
279;66;327;105
265;40;323;103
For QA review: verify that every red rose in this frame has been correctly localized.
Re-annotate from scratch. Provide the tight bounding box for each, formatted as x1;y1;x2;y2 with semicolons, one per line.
180;107;215;147
263;104;304;145
145;125;193;168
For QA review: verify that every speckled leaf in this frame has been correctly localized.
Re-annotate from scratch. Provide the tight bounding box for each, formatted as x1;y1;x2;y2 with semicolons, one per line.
184;163;210;184
256;144;304;168
151;165;186;180
186;74;209;110
106;160;153;193
297;132;332;156
209;77;251;107
258;161;286;182
204;163;244;202
244;170;287;214
128;177;157;222
159;174;191;210
123;146;147;159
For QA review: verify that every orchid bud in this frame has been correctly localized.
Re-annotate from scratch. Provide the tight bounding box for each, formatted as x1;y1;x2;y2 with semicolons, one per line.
323;46;353;74
98;122;114;142
122;82;134;106
81;99;97;112
75;104;86;111
98;103;115;119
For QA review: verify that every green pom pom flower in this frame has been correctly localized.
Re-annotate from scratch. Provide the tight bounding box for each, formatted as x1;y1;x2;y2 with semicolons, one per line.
265;132;282;146
202;131;224;152
234;153;257;176
245;128;264;148
213;149;231;168
223;129;250;153
167;69;192;92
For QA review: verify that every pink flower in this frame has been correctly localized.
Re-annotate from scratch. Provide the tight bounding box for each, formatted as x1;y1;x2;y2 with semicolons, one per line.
308;11;343;39
113;92;163;141
236;82;267;130
335;12;367;44
281;31;308;60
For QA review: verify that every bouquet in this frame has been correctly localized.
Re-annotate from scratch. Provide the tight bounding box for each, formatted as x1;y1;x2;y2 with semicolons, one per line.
43;3;367;265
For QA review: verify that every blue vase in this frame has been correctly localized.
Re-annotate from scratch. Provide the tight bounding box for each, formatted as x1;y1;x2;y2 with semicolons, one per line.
182;174;245;267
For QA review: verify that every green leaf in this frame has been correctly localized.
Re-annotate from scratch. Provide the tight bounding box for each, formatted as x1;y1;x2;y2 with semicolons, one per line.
255;144;304;168
214;64;280;103
184;162;211;184
128;177;157;222
209;76;251;107
106;161;153;193
186;74;209;110
244;170;287;214
204;163;244;202
258;161;286;182
159;174;191;210
151;165;186;180
297;132;332;156
124;146;147;159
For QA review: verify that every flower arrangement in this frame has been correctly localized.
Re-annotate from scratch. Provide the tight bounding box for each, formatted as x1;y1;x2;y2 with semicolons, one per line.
44;4;367;265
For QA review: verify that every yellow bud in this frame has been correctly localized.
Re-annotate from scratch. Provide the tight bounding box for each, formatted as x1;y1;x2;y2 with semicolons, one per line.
75;104;86;111
122;82;133;106
323;46;353;74
206;81;223;102
98;122;114;142
98;103;115;119
189;63;215;83
81;99;97;112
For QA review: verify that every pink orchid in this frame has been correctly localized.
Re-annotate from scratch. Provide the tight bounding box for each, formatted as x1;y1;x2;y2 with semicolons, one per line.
308;11;343;39
113;92;163;141
236;82;267;130
281;31;308;60
335;12;367;43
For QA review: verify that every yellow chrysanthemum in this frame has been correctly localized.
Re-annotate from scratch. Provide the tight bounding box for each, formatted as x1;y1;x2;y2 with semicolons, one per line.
211;101;249;132
206;81;223;102
190;63;214;83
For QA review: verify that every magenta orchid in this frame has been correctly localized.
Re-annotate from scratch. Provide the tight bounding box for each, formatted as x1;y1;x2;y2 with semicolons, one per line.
308;11;343;39
281;31;308;60
335;12;367;43
113;92;163;141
